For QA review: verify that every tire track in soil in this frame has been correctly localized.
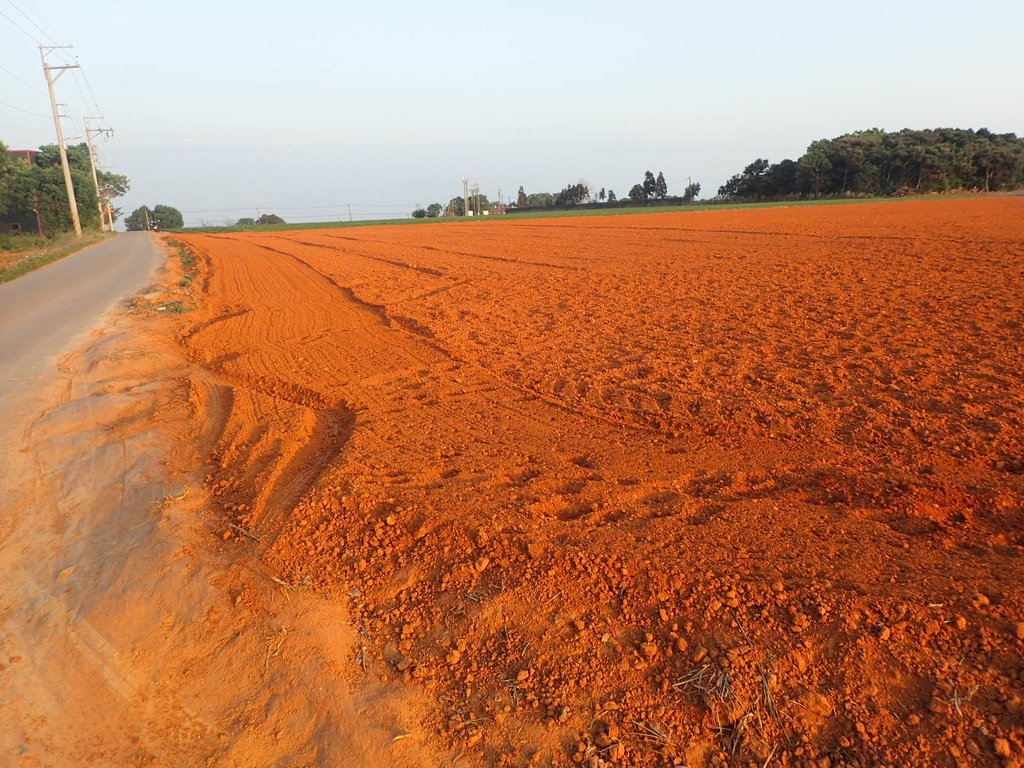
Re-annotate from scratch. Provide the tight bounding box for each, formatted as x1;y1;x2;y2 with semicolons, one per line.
178;235;447;550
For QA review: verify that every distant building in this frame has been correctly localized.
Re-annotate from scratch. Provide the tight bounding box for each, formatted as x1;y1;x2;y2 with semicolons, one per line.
8;149;39;166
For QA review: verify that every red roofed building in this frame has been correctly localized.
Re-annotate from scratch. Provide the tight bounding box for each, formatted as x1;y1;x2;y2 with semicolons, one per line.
7;149;39;166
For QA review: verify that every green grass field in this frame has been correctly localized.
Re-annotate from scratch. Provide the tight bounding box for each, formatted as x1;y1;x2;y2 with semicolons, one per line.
175;193;984;235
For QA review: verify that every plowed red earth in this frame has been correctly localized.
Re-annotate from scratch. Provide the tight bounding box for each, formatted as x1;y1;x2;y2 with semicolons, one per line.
173;198;1024;768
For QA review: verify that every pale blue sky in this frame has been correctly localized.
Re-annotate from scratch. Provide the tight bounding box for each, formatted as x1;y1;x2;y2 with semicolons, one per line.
3;0;1023;226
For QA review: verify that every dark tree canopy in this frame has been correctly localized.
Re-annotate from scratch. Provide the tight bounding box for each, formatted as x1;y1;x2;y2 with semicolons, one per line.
124;206;151;231
126;204;183;230
256;213;285;225
717;128;1024;200
516;186;528;208
153;204;184;229
642;171;656;200
607;189;616;202
554;182;589;206
628;183;646;201
412;208;428;218
448;195;490;215
1;140;130;235
236;217;256;226
655;171;668;199
426;202;443;217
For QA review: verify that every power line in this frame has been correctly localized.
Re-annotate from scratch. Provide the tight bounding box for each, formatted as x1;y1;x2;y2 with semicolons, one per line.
0;7;38;41
6;0;59;44
6;1;74;66
0;96;49;117
70;66;96;118
179;202;419;213
77;66;103;116
0;61;45;94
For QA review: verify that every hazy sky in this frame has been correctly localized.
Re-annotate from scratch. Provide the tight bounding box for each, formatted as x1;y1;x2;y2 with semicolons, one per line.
3;0;1023;227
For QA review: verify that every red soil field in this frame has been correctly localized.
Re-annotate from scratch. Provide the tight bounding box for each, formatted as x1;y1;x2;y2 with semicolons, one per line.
173;197;1024;767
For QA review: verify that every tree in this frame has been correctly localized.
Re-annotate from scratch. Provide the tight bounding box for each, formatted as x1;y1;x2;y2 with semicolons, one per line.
236;217;255;226
97;171;129;223
607;190;617;202
152;204;184;229
525;192;554;208
762;160;799;198
598;188;606;201
517;186;528;208
554;181;589;206
716;158;773;199
642;171;656;200
0;144;41;233
683;180;701;202
426;202;443;217
798;142;833;197
628;184;646;201
256;213;284;225
718;128;1024;202
447;195;490;215
125;206;151;231
1;141;130;234
411;208;428;218
655;171;668;199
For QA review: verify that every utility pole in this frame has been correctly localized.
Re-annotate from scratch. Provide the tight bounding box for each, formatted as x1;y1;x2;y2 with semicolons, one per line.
143;207;151;231
40;46;82;237
348;204;352;222
84;118;113;231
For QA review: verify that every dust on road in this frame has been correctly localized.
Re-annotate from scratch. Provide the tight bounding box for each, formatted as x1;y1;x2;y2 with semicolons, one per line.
0;246;444;768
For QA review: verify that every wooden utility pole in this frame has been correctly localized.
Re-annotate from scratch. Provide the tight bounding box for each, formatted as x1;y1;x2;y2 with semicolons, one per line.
39;46;82;237
84;118;113;231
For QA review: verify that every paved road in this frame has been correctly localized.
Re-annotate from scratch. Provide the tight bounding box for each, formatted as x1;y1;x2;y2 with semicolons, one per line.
0;233;163;399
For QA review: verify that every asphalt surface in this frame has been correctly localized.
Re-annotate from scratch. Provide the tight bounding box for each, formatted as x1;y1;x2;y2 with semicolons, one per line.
0;232;163;403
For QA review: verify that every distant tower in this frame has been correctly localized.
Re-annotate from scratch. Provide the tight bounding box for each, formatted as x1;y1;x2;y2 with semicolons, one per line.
461;176;470;215
471;181;481;215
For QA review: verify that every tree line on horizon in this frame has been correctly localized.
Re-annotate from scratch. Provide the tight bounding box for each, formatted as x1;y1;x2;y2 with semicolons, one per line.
0;139;129;236
716;127;1024;201
412;170;702;217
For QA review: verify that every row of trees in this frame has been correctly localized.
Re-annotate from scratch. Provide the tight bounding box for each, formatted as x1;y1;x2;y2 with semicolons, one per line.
512;171;701;210
411;171;704;217
124;207;286;230
234;213;286;226
412;203;444;218
124;205;185;231
0;140;129;235
717;128;1024;201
